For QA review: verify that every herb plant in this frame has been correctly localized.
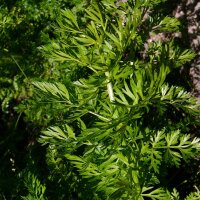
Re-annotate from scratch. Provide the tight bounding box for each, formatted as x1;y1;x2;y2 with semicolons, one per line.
27;0;200;199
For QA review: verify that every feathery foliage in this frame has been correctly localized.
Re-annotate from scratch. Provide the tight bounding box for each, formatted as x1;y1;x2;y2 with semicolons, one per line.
29;0;200;199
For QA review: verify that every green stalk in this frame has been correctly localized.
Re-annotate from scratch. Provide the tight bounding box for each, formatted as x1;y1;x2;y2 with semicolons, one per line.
105;71;115;102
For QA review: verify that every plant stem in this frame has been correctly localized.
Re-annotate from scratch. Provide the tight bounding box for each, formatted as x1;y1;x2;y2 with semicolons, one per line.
88;111;110;122
105;71;115;102
11;55;27;79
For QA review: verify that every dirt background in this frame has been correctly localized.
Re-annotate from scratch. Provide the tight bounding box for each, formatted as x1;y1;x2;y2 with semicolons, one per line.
173;0;200;101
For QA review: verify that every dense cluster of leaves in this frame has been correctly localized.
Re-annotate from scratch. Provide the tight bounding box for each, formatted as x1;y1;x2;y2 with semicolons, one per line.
1;0;200;199
0;0;85;112
25;0;200;199
0;0;83;199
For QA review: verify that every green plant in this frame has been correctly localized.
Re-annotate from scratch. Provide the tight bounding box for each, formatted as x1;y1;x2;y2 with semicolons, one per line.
0;0;84;112
0;0;85;199
21;173;46;200
29;0;200;199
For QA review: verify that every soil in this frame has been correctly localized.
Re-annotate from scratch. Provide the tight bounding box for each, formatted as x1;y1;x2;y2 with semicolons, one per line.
173;0;200;102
